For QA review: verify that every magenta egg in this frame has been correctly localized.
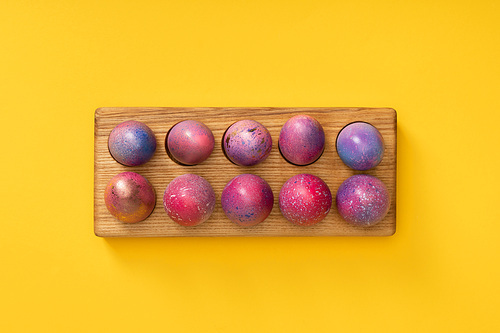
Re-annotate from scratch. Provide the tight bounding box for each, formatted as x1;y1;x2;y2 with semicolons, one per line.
108;120;157;166
223;120;272;166
104;172;156;223
279;174;332;226
336;174;390;226
166;120;215;165
279;115;325;165
336;122;385;170
163;174;215;226
221;174;274;226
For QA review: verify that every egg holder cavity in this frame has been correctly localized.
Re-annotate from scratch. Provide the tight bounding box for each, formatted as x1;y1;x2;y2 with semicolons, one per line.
94;107;397;237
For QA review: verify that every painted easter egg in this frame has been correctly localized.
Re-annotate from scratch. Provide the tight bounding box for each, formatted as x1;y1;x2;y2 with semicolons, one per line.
104;172;156;223
336;174;390;226
222;120;272;166
279;174;332;226
163;174;215;226
279;115;325;165
108;120;157;166
221;174;274;226
166;120;215;165
336;122;384;170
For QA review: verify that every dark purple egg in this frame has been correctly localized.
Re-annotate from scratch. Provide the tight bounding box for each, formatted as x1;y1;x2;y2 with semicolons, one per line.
279;174;332;226
221;174;274;226
166;120;215;165
104;172;156;223
108;120;157;166
279;115;325;165
336;174;390;226
223;120;272;166
336;122;384;170
163;174;215;226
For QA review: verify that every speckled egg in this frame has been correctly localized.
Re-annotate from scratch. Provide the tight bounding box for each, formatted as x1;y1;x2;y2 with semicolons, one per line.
108;120;157;166
163;174;215;226
166;120;215;165
104;172;156;223
279;174;332;226
336;174;390;226
279;115;325;165
336;122;384;170
221;174;274;226
223;120;272;166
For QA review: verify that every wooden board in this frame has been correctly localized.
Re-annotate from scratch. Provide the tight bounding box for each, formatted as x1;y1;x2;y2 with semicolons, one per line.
94;107;397;237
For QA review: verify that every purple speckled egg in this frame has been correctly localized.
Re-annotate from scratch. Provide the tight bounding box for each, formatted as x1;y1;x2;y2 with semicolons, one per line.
336;174;390;226
163;174;215;226
223;120;272;166
279;174;332;226
221;174;274;226
279;115;325;165
108;120;157;166
336;122;384;170
104;172;156;223
166;120;215;165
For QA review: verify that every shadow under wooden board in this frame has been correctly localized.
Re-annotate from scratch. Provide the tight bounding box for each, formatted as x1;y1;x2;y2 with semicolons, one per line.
94;107;397;237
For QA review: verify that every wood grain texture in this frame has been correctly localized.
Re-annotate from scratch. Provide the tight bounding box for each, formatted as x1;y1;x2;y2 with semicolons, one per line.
94;107;397;237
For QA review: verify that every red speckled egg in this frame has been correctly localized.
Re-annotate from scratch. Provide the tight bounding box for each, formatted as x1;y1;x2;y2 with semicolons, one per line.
222;120;272;166
108;120;157;166
166;120;215;165
279;115;325;165
221;174;274;226
104;172;156;223
279;174;332;226
163;174;215;226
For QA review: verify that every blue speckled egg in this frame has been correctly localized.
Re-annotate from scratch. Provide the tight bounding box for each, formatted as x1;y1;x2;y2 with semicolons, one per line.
108;120;157;166
223;120;272;166
336;122;384;170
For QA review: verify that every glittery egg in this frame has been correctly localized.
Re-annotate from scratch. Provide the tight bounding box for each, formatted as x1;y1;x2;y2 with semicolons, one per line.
166;120;215;165
163;174;215;227
336;122;384;170
222;120;272;166
279;174;332;226
279;115;325;165
336;174;390;226
104;172;156;223
108;120;157;166
221;174;274;226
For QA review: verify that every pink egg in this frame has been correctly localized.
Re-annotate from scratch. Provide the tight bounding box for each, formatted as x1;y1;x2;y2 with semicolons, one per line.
221;174;274;226
223;120;272;166
166;120;215;165
163;174;215;226
104;172;156;223
279;115;325;165
279;174;332;226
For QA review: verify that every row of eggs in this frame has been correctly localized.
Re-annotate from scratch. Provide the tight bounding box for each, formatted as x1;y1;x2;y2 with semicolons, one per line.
105;172;390;227
108;115;385;170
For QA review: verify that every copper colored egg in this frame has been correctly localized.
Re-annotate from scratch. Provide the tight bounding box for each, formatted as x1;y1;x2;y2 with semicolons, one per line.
104;172;156;223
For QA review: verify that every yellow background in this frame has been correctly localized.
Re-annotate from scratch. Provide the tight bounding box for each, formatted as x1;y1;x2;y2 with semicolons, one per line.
1;0;499;332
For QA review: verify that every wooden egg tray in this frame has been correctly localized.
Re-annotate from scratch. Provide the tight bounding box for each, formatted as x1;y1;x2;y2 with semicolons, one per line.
94;107;397;237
